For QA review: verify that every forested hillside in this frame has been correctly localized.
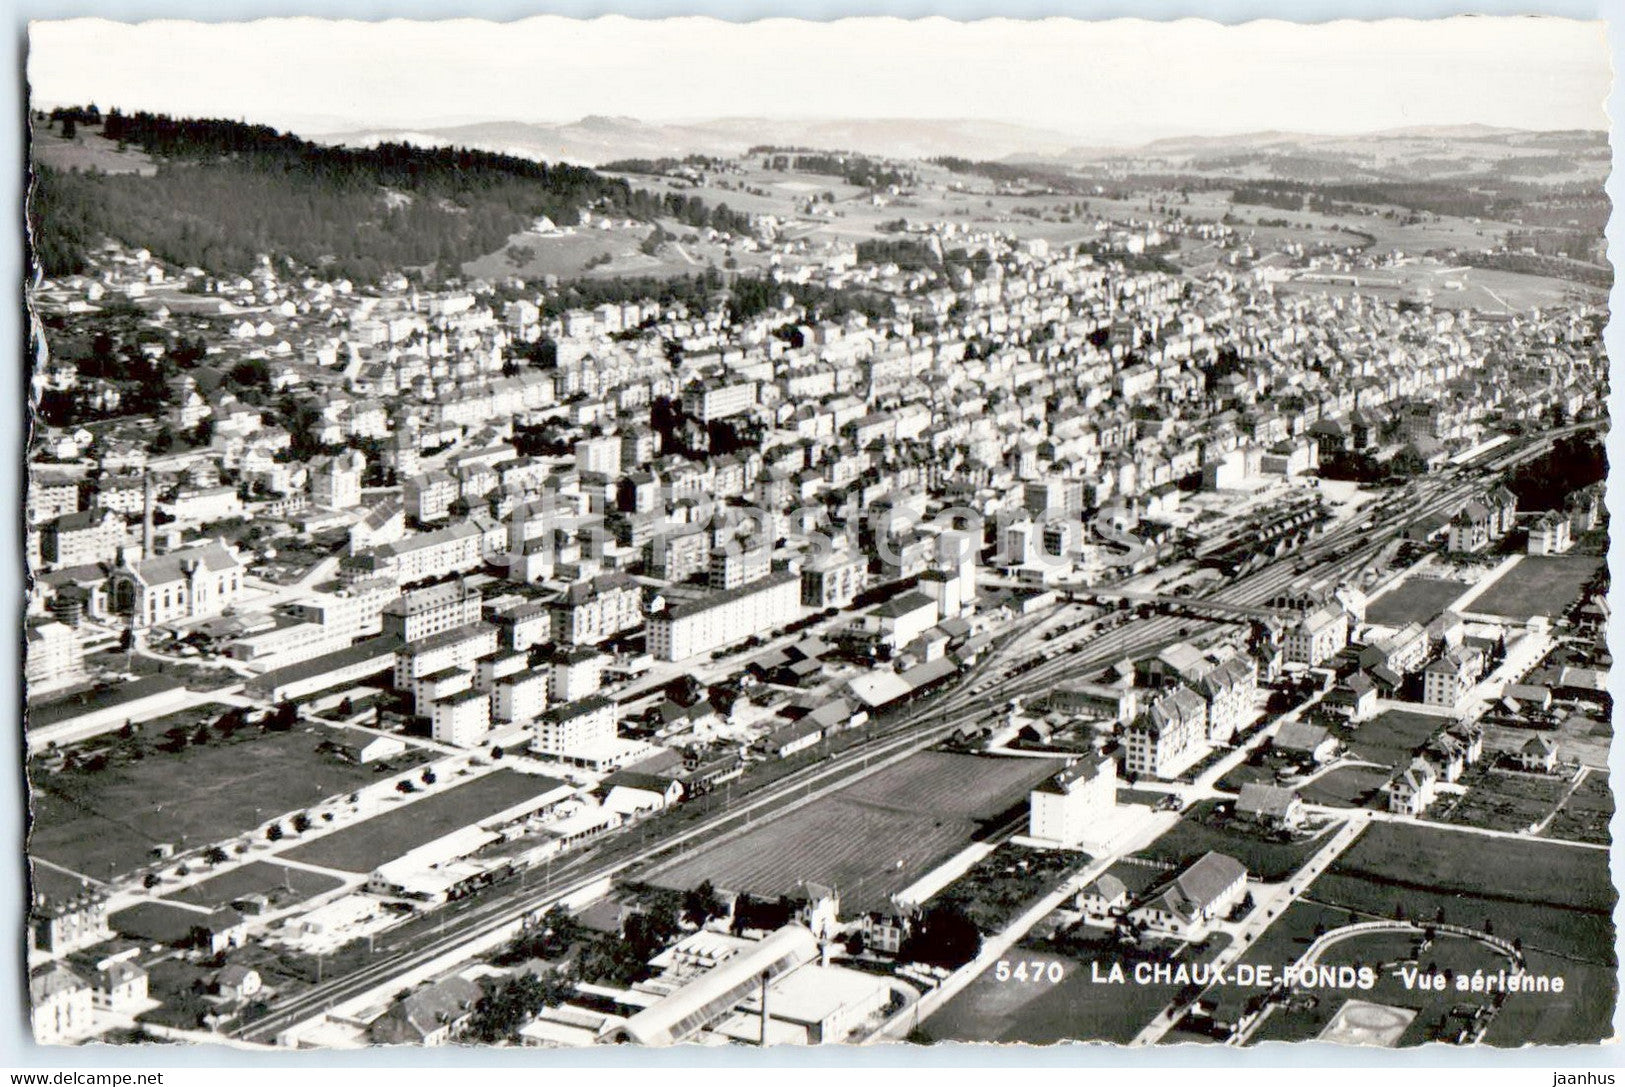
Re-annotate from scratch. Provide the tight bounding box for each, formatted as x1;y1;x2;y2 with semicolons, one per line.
29;107;754;284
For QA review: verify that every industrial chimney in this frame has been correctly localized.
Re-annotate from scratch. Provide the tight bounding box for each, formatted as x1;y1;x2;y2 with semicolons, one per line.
141;472;155;558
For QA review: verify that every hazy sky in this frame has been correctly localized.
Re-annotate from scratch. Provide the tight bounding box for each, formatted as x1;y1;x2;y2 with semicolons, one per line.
27;16;1611;143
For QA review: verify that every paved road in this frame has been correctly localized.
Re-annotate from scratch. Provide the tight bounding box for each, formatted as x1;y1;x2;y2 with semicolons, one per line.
216;425;1586;1043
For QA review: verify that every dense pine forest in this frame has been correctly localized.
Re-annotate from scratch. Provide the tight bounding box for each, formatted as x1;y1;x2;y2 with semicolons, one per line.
29;107;754;284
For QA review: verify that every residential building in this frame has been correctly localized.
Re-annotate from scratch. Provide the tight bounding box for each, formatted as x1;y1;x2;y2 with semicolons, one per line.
1123;685;1209;779
311;449;366;510
1385;756;1439;815
368;976;483;1046
1235;783;1305;829
1128;852;1248;941
1284;604;1349;667
534;694;618;763
1526;511;1573;556
647;570;800;662
42;509;124;567
801;550;867;609
382;581;484;643
404;470;460;525
1422;645;1484;710
493;668;550;725
1027;754;1117;848
31;965;93;1045
431;689;491;748
550;573;643;645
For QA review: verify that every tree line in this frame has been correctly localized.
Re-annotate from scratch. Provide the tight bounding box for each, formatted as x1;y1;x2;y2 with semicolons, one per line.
30;108;752;284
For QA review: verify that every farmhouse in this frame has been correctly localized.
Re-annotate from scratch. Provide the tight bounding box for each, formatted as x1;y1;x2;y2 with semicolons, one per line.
1076;873;1130;919
1326;671;1377;722
369;975;484;1046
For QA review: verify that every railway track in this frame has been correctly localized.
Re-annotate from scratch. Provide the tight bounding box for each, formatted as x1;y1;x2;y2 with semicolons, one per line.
236;425;1586;1045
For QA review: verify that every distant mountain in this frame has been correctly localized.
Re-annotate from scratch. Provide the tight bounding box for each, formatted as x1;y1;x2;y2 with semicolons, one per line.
313;116;1609;187
311;116;1082;165
1013;126;1610;184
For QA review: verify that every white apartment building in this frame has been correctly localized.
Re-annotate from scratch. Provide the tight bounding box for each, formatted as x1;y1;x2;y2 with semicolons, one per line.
1028;754;1117;848
382;581;484;643
311;449;366;510
646;570;800;662
394;622;500;687
681;381;757;423
431;688;491;747
1283;605;1350;667
548;646;607;703
357;521;485;584
534;695;617;761
25;621;85;692
1423;645;1483;710
494;668;550;725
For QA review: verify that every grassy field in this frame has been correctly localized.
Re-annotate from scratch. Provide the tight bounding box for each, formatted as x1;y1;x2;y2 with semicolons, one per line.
1483;949;1618;1045
918;943;1184;1045
1364;577;1469;627
28;860;100;904
162;860;346;910
1134;800;1336;881
1307;822;1615;969
1298;766;1391;809
646;752;1063;913
32;127;157;176
1542;770;1613;846
1469;555;1604;621
28;721;391;882
279;769;567;873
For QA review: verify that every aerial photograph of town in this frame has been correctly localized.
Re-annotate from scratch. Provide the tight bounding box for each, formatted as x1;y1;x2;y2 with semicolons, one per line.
19;15;1617;1051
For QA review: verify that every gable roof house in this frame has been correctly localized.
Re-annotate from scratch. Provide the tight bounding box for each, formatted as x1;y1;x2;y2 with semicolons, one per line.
1128;852;1248;940
368;976;484;1046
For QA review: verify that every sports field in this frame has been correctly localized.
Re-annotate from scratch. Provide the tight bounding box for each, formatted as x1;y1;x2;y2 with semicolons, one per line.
279;769;568;873
163;860;346;910
1308;821;1616;976
28;722;390;883
1469;554;1603;621
646;752;1064;913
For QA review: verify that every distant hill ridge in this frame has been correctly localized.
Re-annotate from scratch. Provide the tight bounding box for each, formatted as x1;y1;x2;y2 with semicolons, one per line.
29;105;753;284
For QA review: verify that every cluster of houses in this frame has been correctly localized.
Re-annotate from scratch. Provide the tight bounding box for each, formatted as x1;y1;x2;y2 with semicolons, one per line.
1077;851;1250;943
21;155;1609;1045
